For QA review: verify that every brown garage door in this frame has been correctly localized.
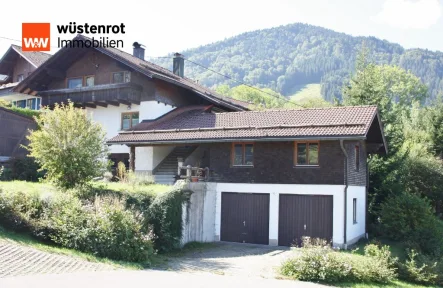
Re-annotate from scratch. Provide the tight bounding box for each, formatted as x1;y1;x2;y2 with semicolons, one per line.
278;195;333;247
220;192;269;245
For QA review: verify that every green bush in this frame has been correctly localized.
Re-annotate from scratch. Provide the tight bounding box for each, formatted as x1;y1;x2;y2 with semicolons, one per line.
0;183;154;262
43;195;153;262
380;193;443;256
148;185;191;252
398;249;439;285
27;102;109;188
280;239;397;284
0;187;46;232
8;157;44;182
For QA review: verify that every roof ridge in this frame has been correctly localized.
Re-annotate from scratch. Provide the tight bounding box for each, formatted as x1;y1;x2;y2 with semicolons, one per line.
121;122;367;134
211;105;378;115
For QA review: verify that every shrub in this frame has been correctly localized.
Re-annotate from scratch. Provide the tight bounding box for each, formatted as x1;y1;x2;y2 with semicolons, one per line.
399;249;439;285
43;195;153;262
280;239;397;284
380;193;443;256
0;186;46;232
26;101;109;188
148;184;191;252
9;157;44;182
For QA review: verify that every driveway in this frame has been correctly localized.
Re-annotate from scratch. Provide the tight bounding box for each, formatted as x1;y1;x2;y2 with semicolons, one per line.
0;270;329;288
0;240;115;278
162;242;296;278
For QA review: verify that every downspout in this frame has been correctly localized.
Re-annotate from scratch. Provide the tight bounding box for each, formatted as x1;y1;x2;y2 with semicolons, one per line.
340;140;348;249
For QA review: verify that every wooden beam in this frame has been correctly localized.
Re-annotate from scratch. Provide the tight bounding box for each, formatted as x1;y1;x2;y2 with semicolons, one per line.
94;101;108;108
23;88;31;94
128;99;141;105
30;91;38;96
84;103;96;108
129;146;135;172
117;99;130;105
106;100;120;106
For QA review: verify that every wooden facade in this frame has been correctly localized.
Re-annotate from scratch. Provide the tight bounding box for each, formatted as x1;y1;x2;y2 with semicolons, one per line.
0;107;36;159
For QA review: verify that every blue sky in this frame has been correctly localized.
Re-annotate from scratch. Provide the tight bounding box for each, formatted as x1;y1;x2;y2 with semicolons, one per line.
0;0;442;57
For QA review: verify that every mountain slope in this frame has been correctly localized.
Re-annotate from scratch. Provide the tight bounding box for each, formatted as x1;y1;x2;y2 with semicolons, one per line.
153;23;443;102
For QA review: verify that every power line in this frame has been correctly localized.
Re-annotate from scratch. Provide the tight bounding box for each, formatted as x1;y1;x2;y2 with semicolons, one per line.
1;35;305;108
147;55;305;108
183;58;306;108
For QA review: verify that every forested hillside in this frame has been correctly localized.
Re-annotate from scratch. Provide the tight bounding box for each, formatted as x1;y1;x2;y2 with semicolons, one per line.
153;23;443;102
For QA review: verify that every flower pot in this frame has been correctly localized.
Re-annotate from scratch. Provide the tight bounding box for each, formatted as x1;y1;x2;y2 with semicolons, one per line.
191;177;199;182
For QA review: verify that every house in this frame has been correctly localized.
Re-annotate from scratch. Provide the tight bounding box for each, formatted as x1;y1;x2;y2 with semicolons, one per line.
0;45;51;109
108;105;387;248
0;107;37;164
14;35;249;176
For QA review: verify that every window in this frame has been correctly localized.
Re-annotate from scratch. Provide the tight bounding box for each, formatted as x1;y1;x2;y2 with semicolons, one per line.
67;77;83;88
26;99;34;109
121;112;139;130
17;74;24;82
231;143;254;166
112;71;131;84
353;198;357;224
15;100;26;108
85;75;95;87
294;142;319;166
355;145;360;171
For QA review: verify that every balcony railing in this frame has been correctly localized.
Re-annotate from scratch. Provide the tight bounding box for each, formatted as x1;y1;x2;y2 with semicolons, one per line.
38;82;142;108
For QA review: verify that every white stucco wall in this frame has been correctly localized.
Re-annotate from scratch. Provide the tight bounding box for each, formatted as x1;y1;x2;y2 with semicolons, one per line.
346;186;366;244
134;146;175;173
213;183;346;246
87;104;139;154
139;101;174;120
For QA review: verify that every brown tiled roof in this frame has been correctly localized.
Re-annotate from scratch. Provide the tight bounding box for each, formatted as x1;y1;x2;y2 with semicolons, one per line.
11;45;51;67
108;105;380;144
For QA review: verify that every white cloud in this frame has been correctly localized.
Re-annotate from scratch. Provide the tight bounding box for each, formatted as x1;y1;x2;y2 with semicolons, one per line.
374;0;442;29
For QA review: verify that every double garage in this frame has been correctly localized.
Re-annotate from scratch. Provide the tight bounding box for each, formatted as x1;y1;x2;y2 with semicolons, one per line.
220;192;333;246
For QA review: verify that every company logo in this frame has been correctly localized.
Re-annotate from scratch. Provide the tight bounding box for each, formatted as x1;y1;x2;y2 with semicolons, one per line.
22;23;50;51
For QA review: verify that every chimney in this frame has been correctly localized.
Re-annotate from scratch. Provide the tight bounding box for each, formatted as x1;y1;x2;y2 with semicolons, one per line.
133;42;145;60
173;53;184;77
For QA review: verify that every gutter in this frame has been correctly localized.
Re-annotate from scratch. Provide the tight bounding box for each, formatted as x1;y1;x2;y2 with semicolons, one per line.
340;139;348;249
107;136;367;146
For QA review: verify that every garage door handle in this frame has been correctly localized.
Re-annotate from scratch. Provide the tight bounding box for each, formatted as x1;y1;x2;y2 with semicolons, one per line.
243;221;246;226
304;224;306;230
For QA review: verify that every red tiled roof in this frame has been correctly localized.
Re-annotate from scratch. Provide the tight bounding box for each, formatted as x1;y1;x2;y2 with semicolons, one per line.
108;105;380;144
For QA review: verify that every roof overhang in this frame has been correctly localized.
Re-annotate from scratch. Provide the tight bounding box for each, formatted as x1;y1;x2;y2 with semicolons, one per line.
14;36;247;112
107;135;367;146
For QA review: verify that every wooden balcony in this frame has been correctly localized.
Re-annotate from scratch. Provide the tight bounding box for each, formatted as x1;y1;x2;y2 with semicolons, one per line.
38;82;142;108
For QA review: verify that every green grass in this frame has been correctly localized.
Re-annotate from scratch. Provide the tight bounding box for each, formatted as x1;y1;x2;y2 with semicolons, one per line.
335;280;436;288
94;181;172;195
346;238;409;261
0;226;145;270
288;83;322;101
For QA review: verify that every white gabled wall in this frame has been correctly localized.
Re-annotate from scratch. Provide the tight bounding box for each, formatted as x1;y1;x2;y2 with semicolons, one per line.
346;186;366;244
139;101;174;121
87;104;139;154
214;183;346;247
87;100;174;157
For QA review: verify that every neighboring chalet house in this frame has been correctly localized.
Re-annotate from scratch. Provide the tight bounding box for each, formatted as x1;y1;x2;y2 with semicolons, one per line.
13;35;249;177
0;107;37;164
0;45;51;109
108;105;387;248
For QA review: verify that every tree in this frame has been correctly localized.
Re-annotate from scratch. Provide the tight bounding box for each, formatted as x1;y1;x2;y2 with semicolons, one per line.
27;102;109;188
